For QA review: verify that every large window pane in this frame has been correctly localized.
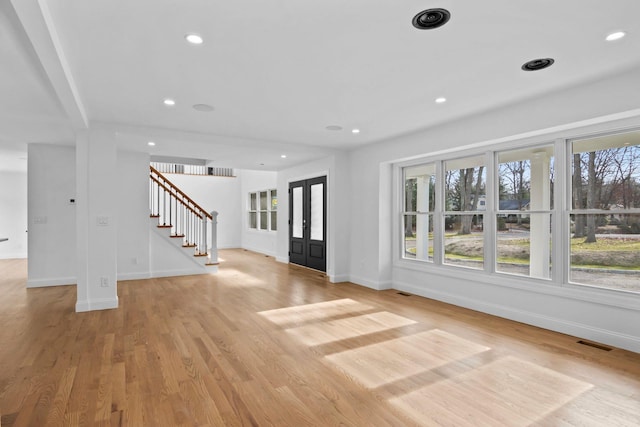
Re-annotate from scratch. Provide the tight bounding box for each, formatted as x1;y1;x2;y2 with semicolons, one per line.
260;191;268;210
250;193;257;210
404;164;436;213
260;212;268;230
403;214;433;261
496;213;552;279
249;212;257;229
270;212;277;231
498;146;554;211
572;132;640;211
310;183;324;241
570;213;640;293
445;156;486;213
444;214;484;270
292;187;303;238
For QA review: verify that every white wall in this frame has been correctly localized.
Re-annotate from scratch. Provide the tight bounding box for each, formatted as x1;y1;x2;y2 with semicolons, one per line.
27;144;76;287
0;170;28;259
164;173;241;249
277;154;350;282
117;150;150;280
346;68;640;352
240;169;278;256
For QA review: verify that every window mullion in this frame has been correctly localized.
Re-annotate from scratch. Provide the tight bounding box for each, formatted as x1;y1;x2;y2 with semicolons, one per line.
433;160;445;265
485;150;496;274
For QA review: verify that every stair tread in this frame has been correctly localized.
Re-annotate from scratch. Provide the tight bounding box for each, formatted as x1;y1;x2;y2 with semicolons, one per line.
194;253;208;257
182;243;196;247
170;234;185;238
157;225;172;228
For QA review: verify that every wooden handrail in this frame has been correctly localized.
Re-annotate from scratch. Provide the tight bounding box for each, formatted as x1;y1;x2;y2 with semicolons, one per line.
150;166;213;220
150;176;203;219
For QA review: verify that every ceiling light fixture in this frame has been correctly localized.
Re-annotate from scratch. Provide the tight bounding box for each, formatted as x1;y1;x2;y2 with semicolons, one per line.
435;97;447;104
192;104;214;112
606;31;626;41
521;58;555;71
148;141;156;146
185;34;204;45
352;129;360;134
163;98;176;106
412;8;451;30
281;154;287;158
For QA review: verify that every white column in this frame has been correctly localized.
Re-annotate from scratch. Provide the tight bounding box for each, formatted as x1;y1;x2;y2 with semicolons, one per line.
530;152;551;279
209;211;219;264
76;128;119;312
415;176;430;260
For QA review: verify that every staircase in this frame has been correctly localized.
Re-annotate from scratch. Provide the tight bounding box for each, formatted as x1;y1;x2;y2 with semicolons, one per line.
149;166;218;273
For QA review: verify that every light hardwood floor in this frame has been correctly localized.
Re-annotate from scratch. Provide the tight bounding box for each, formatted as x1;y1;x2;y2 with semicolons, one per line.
1;249;639;426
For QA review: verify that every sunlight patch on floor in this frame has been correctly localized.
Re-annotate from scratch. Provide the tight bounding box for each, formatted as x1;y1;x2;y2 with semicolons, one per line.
285;311;416;346
326;329;489;389
214;268;266;287
389;356;593;426
258;299;374;327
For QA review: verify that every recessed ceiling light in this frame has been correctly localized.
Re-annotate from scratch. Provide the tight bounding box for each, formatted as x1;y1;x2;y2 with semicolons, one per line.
412;8;451;30
148;141;156;146
185;34;204;45
606;31;626;41
326;125;343;131
163;98;176;106
192;103;214;112
521;58;555;71
281;154;287;158
435;97;447;104
352;129;360;134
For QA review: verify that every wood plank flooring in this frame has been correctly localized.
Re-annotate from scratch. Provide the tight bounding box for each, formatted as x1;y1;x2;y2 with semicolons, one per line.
1;249;639;426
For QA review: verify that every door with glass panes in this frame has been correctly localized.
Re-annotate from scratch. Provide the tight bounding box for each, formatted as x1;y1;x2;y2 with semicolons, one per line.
289;176;326;272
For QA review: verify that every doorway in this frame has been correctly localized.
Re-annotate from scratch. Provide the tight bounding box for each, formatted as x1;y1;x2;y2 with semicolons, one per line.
289;176;326;272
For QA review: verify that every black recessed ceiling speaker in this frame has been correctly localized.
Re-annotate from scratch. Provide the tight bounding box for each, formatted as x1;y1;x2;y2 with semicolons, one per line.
412;8;451;30
521;58;555;71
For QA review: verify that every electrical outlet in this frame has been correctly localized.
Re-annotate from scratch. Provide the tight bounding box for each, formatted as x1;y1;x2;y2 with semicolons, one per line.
100;276;109;287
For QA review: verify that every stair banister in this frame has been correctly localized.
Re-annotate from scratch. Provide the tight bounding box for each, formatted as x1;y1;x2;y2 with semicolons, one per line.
149;166;216;259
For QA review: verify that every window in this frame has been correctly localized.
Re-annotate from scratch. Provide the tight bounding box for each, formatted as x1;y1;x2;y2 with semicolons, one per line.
248;189;277;231
570;131;640;291
403;164;435;262
444;156;486;270
399;129;640;294
496;146;554;279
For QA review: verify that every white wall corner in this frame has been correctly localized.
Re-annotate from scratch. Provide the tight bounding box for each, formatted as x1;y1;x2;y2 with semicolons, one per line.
275;256;289;264
329;274;350;283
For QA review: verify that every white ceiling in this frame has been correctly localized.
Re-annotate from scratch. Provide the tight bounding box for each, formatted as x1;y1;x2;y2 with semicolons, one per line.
2;0;640;171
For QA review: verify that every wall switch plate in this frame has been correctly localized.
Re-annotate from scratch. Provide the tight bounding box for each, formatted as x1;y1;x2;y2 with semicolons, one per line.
33;216;47;224
100;276;109;287
97;216;109;226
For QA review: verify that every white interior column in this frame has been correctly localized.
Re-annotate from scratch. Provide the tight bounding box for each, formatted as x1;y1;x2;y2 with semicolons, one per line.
76;128;119;312
530;152;551;279
415;175;430;260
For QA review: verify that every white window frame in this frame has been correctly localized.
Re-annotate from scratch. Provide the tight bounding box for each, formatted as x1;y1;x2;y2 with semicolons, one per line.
248;189;277;232
393;127;640;309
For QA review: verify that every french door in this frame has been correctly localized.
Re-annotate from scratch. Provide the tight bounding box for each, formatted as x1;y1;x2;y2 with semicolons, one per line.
289;176;326;272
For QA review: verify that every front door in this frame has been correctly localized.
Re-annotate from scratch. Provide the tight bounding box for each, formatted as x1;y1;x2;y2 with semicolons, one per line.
289;176;326;272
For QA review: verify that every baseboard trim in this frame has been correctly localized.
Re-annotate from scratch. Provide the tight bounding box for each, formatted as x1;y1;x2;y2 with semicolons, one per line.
150;268;208;278
27;276;76;288
275;256;289;264
76;297;119;312
394;280;640;354
241;245;277;258
117;272;151;281
349;275;392;291
329;274;350;283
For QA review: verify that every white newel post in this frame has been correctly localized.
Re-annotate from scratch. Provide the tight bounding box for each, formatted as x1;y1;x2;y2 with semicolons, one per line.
209;211;219;263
